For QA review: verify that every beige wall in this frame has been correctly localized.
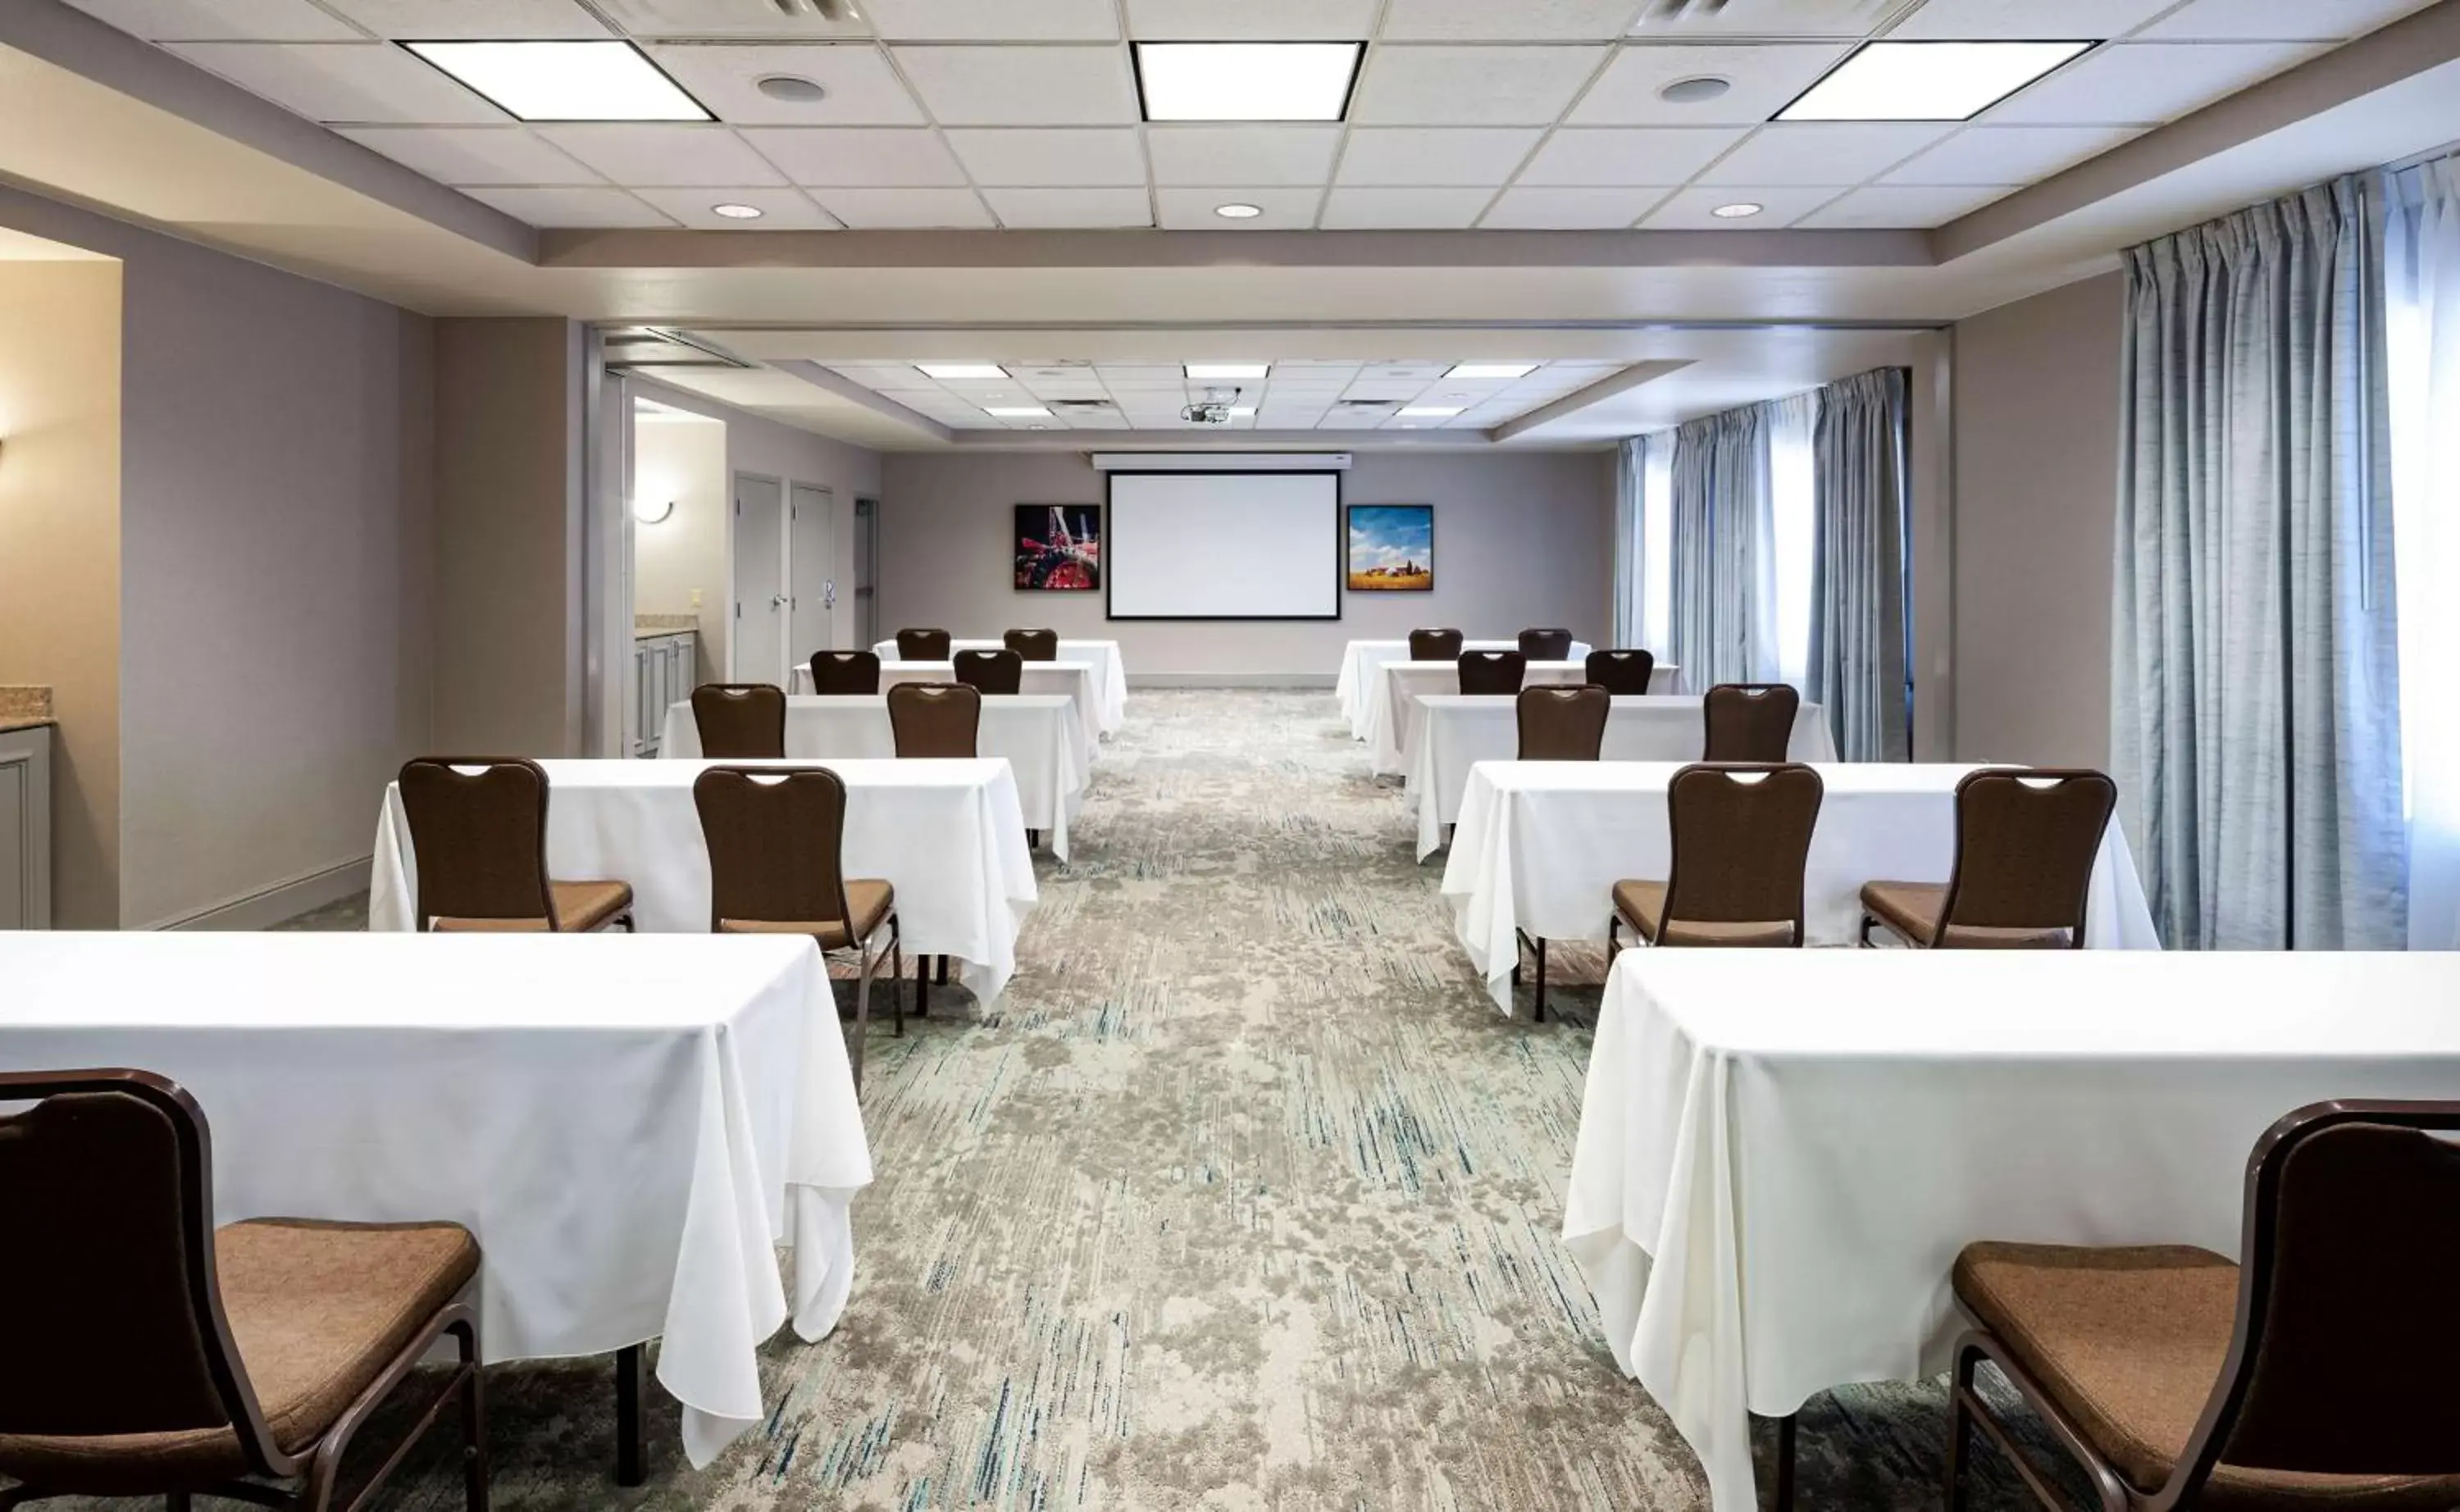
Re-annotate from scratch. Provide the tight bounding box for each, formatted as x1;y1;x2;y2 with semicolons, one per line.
877;449;1615;678
0;257;122;928
631;410;729;682
1951;272;2124;767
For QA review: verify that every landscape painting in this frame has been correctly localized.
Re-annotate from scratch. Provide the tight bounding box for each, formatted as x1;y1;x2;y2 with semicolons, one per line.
1015;503;1101;591
1346;504;1433;592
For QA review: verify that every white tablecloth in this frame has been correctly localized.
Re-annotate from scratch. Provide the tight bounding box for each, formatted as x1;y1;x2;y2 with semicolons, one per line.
1406;695;1840;859
370;758;1038;1004
660;695;1091;862
796;659;1104;750
0;930;872;1469
1336;640;1594;740
1368;658;1671;777
872;639;1127;736
1440;761;2161;1009
1566;949;2460;1512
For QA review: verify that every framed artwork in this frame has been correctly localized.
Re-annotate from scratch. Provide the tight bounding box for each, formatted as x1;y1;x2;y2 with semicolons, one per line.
1346;504;1433;592
1015;503;1101;591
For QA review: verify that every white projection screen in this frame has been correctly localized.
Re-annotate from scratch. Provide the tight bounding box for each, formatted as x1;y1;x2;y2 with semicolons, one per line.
1105;471;1342;620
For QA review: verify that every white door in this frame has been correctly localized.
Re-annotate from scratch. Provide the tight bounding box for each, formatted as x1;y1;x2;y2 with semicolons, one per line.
789;482;836;667
731;473;786;684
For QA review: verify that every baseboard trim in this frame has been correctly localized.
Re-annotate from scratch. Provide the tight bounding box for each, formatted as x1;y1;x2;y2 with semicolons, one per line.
154;855;371;932
1128;672;1337;690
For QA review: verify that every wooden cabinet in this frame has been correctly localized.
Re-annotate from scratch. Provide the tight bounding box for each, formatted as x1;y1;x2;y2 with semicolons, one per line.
0;724;52;929
632;632;697;757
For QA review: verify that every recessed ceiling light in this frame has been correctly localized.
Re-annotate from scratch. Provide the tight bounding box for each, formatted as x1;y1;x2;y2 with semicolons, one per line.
986;406;1052;418
403;40;710;123
918;363;1009;380
712;203;763;220
1214;203;1264;220
1779;40;2095;123
1659;75;1731;105
1187;363;1269;380
755;75;827;104
1711;202;1764;219
1028;423;1051;430
1397;405;1465;418
1135;42;1364;123
1446;362;1538;380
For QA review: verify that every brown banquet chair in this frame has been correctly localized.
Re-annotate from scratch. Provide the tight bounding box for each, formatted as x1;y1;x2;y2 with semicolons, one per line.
886;682;980;758
1516;685;1610;761
1585;648;1657;696
808;649;881;695
690;682;786;758
895;627;951;661
1517;627;1575;661
1606;762;1824;968
695;766;904;1082
1946;1099;2460;1512
1859;767;2117;950
954;647;1023;696
1004;628;1059;662
1702;681;1800;763
1407;628;1464;661
0;1067;488;1512
1457;649;1526;695
397;757;634;932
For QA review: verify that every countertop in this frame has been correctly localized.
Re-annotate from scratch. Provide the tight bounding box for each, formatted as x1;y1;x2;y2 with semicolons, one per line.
0;685;54;733
636;615;699;640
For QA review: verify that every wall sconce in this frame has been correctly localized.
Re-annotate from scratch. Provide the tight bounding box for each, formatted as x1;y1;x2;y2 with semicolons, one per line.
631;497;674;525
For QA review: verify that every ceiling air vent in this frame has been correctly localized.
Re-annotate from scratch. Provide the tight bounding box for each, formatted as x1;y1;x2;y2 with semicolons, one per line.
1336;398;1399;410
1633;0;1892;28
771;0;858;18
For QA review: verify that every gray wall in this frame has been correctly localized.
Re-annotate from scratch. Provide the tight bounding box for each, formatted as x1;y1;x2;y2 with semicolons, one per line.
1951;272;2124;767
877;449;1615;678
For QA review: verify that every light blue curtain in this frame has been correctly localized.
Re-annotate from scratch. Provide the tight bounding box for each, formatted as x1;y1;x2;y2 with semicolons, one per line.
1669;404;1769;690
1808;368;1911;761
1612;436;1642;647
2112;175;2407;950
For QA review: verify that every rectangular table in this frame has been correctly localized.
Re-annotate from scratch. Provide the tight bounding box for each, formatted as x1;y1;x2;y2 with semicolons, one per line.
1406;695;1840;859
661;694;1091;861
1565;949;2460;1512
0;930;871;1471
795;659;1104;750
1335;640;1595;741
1440;761;2160;1009
371;758;1038;1004
1369;658;1674;777
873;639;1127;736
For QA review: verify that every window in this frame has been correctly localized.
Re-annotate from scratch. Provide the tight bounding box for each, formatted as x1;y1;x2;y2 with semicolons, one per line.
1642;434;1673;655
1770;394;1818;688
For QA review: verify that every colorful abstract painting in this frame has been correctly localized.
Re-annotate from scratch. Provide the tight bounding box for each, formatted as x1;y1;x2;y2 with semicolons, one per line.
1016;503;1101;591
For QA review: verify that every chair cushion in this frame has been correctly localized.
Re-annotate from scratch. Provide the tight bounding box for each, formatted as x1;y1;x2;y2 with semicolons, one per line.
0;1219;476;1493
550;879;633;932
1612;879;1797;948
718;879;895;951
1954;1242;2460;1509
1861;880;2073;948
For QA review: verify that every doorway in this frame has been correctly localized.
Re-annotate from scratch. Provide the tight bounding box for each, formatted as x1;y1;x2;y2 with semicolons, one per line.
789;482;836;675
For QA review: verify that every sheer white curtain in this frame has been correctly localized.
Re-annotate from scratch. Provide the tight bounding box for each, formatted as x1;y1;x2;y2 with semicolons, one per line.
2383;155;2460;950
1769;393;1819;687
1642;432;1674;655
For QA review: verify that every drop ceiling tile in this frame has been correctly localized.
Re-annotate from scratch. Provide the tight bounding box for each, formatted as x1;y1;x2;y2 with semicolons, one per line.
1334;128;1544;186
1884;0;2177;40
1153;187;1322;228
1381;0;1647;41
339;125;601;184
1693;122;1954;186
165;41;509;122
631;185;844;227
645;45;927;125
1795;183;2012;226
1639;185;1838;228
1145;125;1339;185
591;0;872;37
890;45;1138;125
62;0;361;41
1123;0;1378;39
1880;124;2140;184
1515;127;1747;184
982;187;1155;227
1319;188;1499;228
739;128;968;185
1624;0;1879;34
863;0;1118;40
1480;185;1667;227
1980;41;2324;125
315;0;608;38
1568;43;1847;125
1351;46;1610;126
945;129;1146;185
2137;0;2435;39
806;186;994;226
1096;365;1183;384
463;185;672;225
535;125;785;185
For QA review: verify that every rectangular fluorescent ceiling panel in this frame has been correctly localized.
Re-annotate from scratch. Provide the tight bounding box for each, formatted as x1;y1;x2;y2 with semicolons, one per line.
986;406;1052;417
917;363;1010;380
1186;362;1270;380
1397;405;1465;417
1779;41;2095;122
1446;363;1538;380
403;42;710;122
1136;43;1364;123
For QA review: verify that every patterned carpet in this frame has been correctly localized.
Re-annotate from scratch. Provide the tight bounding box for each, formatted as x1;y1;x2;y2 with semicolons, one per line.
246;690;2072;1510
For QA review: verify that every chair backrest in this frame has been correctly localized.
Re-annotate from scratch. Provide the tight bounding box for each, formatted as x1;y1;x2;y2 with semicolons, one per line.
1933;767;2118;946
1662;762;1824;940
1702;682;1800;763
1407;628;1464;662
1517;627;1574;661
692;766;852;932
0;1068;285;1475
397;757;558;930
690;682;786;759
886;681;982;758
2162;1101;2460;1500
808;649;881;696
953;647;1023;695
1457;649;1527;695
1585;648;1657;696
895;627;951;660
1517;685;1610;761
1004;628;1059;662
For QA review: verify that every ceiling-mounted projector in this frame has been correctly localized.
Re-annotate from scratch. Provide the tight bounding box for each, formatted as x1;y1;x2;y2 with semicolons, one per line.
1181;385;1241;425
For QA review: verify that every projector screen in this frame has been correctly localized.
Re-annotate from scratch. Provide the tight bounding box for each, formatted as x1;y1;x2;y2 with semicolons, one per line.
1105;471;1342;620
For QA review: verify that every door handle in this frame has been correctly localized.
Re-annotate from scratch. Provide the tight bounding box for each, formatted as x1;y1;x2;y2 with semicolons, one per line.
772;594;790;609
823;580;838;610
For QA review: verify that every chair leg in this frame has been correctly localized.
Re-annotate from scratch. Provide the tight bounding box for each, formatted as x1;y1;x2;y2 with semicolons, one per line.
936;954;949;986
890;918;906;1038
1533;936;1549;1023
1606;914;1620;969
850;940;875;1092
166;1497;194;1512
458;1318;490;1512
916;952;931;1018
1857;911;1874;947
615;1343;645;1487
1027;828;1041;849
1772;1411;1797;1511
1947;1341;1978;1512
